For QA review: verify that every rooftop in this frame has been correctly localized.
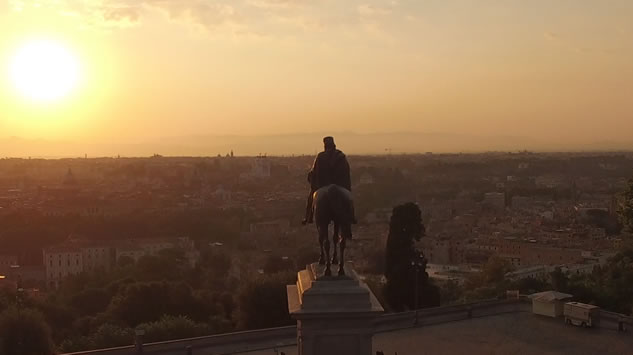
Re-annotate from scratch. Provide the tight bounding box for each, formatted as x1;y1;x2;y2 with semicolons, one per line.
529;290;573;302
62;300;633;355
251;311;632;355
372;312;631;355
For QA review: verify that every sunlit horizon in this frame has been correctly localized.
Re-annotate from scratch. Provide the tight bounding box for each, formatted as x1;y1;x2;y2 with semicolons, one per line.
1;0;632;151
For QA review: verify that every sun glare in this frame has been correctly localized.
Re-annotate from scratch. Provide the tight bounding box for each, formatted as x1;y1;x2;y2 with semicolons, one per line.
8;39;81;103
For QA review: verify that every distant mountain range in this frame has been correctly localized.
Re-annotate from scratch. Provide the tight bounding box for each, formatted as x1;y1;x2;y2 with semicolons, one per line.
1;133;632;158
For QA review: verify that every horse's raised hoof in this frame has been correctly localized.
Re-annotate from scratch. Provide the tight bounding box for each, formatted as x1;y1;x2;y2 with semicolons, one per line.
324;268;332;277
318;255;325;265
331;255;339;265
338;267;345;276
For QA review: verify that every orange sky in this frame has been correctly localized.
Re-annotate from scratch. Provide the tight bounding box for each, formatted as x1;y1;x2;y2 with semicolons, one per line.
1;0;632;151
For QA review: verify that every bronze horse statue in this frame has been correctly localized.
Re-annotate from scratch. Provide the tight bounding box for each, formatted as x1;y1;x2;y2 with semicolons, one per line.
312;184;354;276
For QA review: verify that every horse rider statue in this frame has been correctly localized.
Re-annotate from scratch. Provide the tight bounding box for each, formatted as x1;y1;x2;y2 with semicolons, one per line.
303;136;357;276
302;136;356;225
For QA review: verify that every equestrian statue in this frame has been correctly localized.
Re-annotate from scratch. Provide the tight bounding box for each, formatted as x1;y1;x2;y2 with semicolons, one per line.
303;136;356;277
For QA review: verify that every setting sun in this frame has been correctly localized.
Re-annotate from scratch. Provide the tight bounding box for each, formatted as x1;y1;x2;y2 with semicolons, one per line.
8;39;81;103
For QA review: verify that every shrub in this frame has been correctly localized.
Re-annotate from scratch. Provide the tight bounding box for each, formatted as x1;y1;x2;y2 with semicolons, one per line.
0;307;55;355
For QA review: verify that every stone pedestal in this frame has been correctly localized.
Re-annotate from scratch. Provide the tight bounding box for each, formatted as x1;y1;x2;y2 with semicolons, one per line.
287;263;384;355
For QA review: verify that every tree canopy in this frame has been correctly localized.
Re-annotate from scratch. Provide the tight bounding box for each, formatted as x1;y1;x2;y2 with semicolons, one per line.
235;272;295;330
384;202;439;311
0;307;55;355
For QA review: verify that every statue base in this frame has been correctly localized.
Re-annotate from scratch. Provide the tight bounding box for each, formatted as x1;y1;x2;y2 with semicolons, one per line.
287;263;384;355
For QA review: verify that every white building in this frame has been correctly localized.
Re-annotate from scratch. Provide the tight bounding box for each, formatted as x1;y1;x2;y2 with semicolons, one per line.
82;245;113;272
45;237;199;288
530;291;573;318
44;246;84;289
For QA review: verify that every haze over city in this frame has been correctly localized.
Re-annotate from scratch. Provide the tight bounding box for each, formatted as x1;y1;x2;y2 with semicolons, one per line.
1;0;633;155
3;1;633;355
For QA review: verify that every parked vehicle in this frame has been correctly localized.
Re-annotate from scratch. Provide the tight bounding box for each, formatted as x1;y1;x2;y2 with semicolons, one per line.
564;302;600;328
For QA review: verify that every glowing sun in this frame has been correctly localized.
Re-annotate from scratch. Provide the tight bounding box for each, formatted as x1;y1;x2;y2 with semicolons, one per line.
9;39;81;102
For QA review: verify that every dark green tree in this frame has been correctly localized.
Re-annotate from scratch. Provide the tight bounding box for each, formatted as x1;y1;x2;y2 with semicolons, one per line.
105;281;207;326
550;267;569;292
70;288;113;316
511;277;549;295
384;202;439;311
481;256;513;284
139;315;211;343
461;256;515;302
37;299;78;343
0;307;55;355
235;272;295;330
59;323;134;353
618;177;633;235
439;280;463;305
591;249;633;314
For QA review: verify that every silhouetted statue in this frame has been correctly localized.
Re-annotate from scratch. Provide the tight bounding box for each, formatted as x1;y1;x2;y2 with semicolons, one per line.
303;136;355;276
313;184;353;276
303;136;354;224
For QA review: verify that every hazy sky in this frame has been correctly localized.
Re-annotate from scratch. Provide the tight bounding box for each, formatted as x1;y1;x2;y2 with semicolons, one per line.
1;0;632;149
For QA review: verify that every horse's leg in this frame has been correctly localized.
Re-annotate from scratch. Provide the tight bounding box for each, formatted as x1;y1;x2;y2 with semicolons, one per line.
317;224;326;265
338;237;346;276
331;223;339;265
318;243;325;265
338;224;351;276
324;231;331;276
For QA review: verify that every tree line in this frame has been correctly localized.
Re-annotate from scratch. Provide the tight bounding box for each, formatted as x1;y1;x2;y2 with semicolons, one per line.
0;248;295;354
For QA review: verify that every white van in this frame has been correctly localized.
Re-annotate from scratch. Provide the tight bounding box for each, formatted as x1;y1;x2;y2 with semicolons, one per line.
564;302;600;328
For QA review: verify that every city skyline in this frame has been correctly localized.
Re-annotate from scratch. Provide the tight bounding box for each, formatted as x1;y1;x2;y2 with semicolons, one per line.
3;130;633;157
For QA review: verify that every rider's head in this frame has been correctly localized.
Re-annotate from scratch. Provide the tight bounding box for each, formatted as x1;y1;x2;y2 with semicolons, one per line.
323;136;336;151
